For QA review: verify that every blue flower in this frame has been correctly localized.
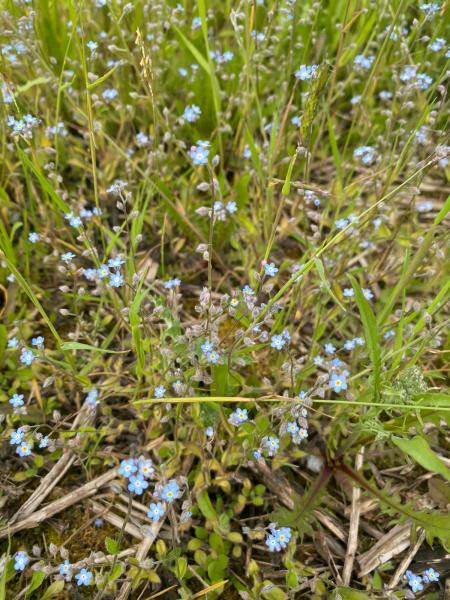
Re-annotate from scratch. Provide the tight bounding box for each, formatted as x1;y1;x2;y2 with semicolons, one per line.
102;88;118;101
344;339;356;351
192;16;202;29
147;502;165;522
423;567;439;583
201;341;213;354
138;458;154;479
228;408;249;426
164;278;181;289
85;388;99;407
182;104;201;122
242;285;254;296
417;73;433;89
324;343;336;355
265;534;281;552
107;180;128;195
97;264;110;279
206;350;220;364
59;560;72;577
17;441;33;457
9;393;24;408
189;141;210;165
20;349;36;365
108;273;124;288
287;422;299;434
65;212;82;228
118;459;138;479
8;337;19;348
10;429;25;445
39;436;49;448
154;385;166;398
384;329;395;339
329;372;347;393
265;436;279;456
226;201;237;214
406;572;423;593
28;232;40;243
362;288;373;300
295;64;318;80
353;145;376;165
274;526;292;548
354;54;375;70
419;3;440;14
31;336;44;347
343;288;354;297
83;268;97;281
128;475;149;495
61;252;76;264
161;480;180;503
270;335;286;350
335;218;349;229
430;38;445;52
108;255;126;269
264;262;278;277
75;568;93;586
14;551;29;571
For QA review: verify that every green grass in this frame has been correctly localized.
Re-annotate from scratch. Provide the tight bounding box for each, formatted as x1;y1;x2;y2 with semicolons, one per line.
0;0;449;598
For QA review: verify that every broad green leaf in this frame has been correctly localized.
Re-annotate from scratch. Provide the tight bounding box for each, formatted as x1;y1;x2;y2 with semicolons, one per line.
27;570;46;595
108;563;124;582
207;554;228;582
105;537;119;555
393;435;450;482
41;580;65;600
197;490;217;522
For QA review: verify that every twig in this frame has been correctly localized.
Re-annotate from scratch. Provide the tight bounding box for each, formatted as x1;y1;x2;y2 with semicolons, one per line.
0;469;117;539
115;515;166;600
342;447;364;585
387;529;426;590
12;403;96;521
90;499;144;541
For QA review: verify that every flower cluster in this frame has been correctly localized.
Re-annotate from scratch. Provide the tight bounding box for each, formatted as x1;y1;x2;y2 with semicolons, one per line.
265;527;292;552
201;340;220;364
189;140;210;165
295;64;318;80
405;567;439;593
7;114;40;139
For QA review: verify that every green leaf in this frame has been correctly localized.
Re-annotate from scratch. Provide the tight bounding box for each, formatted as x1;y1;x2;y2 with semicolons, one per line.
17;77;51;94
41;580;65;600
207;554;228;582
349;275;381;400
314;258;346;311
16;146;70;213
281;151;298;196
393;435;450;482
87;63;120;90
108;563;124;582
175;557;188;580
27;570;46;596
197;490;217;522
61;342;126;354
333;588;369;600
105;537;119;555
